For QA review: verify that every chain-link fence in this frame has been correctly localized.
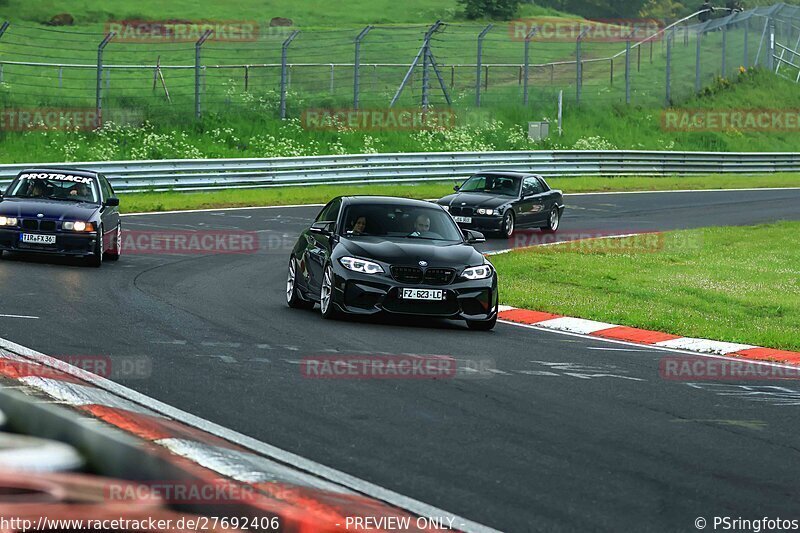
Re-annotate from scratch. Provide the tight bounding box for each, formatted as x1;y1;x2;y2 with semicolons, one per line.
0;3;798;127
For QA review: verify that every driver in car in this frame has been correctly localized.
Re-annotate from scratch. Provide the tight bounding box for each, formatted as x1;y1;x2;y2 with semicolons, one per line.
410;214;436;238
349;216;367;235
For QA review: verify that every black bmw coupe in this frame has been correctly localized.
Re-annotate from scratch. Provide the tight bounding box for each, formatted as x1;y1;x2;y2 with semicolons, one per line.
286;196;499;330
437;171;564;238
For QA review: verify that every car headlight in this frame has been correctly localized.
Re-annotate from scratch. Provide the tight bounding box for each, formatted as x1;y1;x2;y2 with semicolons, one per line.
63;221;95;232
462;264;493;280
339;256;384;274
0;216;18;226
476;208;500;216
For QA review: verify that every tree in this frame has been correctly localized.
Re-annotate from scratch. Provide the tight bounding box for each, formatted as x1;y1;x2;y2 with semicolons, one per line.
459;0;524;19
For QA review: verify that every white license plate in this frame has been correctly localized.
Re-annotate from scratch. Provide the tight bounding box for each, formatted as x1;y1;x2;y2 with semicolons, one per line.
401;288;444;301
21;234;56;244
453;216;472;224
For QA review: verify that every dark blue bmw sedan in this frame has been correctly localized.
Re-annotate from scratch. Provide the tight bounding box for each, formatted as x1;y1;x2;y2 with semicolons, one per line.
0;169;121;267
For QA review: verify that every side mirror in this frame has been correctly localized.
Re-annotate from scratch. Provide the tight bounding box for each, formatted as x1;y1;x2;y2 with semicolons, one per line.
453;185;460;191
0;191;4;200
105;197;120;207
310;221;334;235
463;229;485;244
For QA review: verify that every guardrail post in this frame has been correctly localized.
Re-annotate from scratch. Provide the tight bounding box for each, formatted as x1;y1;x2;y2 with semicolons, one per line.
523;27;537;106
475;24;493;107
665;29;673;106
353;25;372;109
194;29;212;120
576;27;589;105
280;30;300;120
96;32;114;130
721;23;728;78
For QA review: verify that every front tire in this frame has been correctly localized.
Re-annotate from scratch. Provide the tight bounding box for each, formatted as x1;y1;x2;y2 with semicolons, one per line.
541;207;560;233
286;257;314;309
501;211;515;238
320;264;340;320
105;223;122;261
86;225;103;268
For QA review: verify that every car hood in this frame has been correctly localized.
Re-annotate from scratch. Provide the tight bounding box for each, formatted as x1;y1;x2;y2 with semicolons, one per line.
337;236;484;267
0;197;100;220
438;192;515;209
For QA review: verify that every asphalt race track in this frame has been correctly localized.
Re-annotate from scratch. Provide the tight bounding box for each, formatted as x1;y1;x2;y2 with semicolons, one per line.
2;188;800;532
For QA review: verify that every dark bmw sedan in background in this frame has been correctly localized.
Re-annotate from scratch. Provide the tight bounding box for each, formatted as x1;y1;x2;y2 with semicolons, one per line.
286;196;499;330
437;171;564;238
0;169;121;267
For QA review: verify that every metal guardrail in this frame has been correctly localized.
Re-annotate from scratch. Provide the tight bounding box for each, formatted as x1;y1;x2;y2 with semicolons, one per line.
1;150;798;193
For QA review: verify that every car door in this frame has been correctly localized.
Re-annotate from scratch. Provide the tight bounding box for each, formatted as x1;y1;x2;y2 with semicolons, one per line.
305;198;341;292
517;177;547;227
98;175;120;248
537;177;561;216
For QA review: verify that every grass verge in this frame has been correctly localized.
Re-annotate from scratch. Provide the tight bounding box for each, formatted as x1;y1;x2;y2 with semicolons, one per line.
491;221;800;351
119;174;799;214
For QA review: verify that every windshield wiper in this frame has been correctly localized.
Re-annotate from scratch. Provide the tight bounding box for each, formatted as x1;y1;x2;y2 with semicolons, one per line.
45;195;85;202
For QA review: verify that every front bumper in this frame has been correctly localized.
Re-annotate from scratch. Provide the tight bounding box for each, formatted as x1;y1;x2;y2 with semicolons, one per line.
329;266;499;321
451;215;504;233
0;228;98;256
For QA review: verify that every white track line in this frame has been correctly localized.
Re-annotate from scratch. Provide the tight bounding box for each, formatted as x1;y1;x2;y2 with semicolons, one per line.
119;187;800;217
0;334;500;533
0;314;39;319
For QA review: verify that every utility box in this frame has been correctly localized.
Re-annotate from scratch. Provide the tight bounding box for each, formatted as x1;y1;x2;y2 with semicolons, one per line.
528;121;550;141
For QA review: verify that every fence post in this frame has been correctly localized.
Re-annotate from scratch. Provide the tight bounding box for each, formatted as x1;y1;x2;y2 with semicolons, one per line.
96;32;114;129
390;22;441;108
576;27;589;104
0;22;9;84
194;29;212;120
353;25;372;109
696;30;702;93
743;19;749;68
280;30;300;120
721;23;727;78
475;24;493;107
665;29;673;106
625;36;632;104
767;19;775;71
523;27;537;105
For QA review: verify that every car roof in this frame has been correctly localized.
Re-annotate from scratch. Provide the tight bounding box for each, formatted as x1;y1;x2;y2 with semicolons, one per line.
471;171;540;178
342;196;439;207
17;168;100;179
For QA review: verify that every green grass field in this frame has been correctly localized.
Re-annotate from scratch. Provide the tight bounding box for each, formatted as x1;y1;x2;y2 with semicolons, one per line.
118;173;799;213
491;221;800;351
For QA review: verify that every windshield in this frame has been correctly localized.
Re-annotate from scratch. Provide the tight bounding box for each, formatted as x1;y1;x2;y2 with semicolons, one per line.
7;172;100;203
342;203;463;242
459;174;520;196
